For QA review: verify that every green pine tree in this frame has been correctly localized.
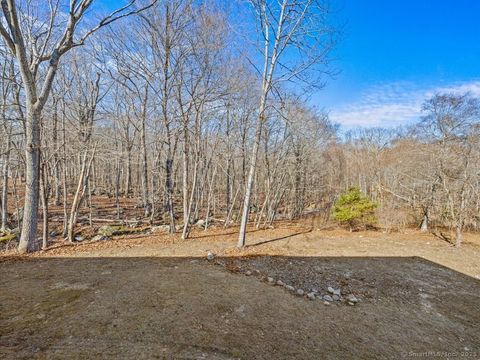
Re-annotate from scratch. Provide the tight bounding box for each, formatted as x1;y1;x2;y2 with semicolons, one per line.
332;187;378;231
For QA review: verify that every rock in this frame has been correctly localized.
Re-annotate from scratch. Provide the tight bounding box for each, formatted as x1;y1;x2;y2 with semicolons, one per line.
296;289;305;296
323;294;333;302
333;288;342;296
332;294;340;301
346;294;358;303
307;292;316;300
348;301;355;306
92;235;109;242
327;286;335;294
245;270;252;276
195;219;206;228
207;251;215;261
150;225;170;233
98;225;131;237
235;304;246;315
285;285;295;291
323;301;331;306
74;235;84;242
267;277;275;284
276;280;285;286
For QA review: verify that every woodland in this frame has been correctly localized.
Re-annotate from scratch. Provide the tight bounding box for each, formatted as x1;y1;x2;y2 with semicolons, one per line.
1;2;480;359
0;0;478;254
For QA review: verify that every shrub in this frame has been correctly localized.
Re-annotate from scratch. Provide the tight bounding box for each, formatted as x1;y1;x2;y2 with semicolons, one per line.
332;187;378;231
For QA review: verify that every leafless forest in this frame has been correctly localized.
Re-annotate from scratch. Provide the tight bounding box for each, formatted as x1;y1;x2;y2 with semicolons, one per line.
0;0;479;254
1;2;480;358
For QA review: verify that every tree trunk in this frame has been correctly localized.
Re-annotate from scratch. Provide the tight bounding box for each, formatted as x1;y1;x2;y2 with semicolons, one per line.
87;179;93;227
181;156;198;240
67;149;95;242
115;159;121;220
237;112;264;248
62;114;68;238
291;148;303;219
455;188;466;248
455;223;463;248
141;101;150;217
224;186;240;229
182;123;189;234
1;141;10;231
225;107;232;218
40;162;48;250
52;101;61;206
165;157;176;233
124;149;132;197
18;108;41;253
420;210;429;232
204;164;217;231
12;170;21;231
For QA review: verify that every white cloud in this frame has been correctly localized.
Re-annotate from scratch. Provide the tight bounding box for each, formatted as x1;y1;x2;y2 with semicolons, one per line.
331;80;480;128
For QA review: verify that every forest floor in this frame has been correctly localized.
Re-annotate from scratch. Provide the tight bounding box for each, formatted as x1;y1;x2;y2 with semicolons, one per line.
1;222;480;359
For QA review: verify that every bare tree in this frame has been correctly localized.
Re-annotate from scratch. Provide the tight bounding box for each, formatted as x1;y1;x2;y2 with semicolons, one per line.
420;93;480;247
237;0;338;247
0;0;156;251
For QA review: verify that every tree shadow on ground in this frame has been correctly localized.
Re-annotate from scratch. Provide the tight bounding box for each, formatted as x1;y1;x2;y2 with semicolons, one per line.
432;231;454;245
246;228;313;247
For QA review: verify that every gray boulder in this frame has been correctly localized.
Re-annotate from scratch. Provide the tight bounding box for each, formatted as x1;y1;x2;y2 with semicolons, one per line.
150;225;170;233
92;235;110;242
323;294;333;302
346;294;358;303
195;219;206;228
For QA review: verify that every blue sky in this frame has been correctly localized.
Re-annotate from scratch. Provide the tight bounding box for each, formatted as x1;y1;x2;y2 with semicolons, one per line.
99;0;480;129
317;0;480;128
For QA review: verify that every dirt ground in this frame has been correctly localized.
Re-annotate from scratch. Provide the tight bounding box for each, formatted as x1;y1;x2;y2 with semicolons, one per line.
1;224;480;359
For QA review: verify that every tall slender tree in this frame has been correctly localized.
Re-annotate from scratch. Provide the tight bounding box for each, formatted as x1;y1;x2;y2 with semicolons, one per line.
0;0;156;252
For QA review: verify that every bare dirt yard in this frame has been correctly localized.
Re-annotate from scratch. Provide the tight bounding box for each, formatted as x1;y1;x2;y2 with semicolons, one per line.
1;223;480;359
